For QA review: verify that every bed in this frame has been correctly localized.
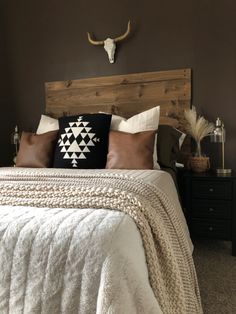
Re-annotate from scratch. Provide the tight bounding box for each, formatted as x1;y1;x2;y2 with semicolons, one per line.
0;69;203;314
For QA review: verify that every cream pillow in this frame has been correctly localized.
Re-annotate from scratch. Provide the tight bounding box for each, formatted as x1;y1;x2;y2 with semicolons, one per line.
110;106;160;133
36;115;59;135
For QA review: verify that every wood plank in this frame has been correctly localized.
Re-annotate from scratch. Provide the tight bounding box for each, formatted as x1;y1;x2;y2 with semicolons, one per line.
45;68;191;133
46;80;190;107
46;68;191;91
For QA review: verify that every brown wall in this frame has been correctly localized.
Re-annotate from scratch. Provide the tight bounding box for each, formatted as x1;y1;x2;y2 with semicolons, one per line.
0;1;16;165
2;0;236;169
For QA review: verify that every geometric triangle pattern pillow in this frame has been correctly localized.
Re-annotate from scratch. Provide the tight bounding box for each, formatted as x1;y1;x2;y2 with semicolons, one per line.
53;113;111;169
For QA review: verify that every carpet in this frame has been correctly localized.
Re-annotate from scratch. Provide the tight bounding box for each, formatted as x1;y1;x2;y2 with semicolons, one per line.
193;239;236;314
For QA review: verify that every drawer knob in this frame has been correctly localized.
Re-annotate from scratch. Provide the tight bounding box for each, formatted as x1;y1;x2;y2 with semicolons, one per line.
209;207;214;212
209;226;213;231
209;188;214;192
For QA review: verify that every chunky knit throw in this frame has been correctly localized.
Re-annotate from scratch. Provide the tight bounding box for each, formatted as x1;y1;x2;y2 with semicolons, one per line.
0;168;202;314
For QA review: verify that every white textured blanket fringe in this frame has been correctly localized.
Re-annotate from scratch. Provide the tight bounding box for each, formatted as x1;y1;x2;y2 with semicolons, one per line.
0;168;202;314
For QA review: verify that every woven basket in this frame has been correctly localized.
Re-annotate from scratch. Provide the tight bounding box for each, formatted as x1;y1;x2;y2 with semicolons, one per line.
188;156;210;173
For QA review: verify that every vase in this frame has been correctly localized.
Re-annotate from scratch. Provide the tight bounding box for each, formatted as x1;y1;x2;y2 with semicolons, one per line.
188;156;210;173
195;140;202;157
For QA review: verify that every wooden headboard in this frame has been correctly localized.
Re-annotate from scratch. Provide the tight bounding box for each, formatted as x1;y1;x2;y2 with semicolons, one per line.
45;68;191;132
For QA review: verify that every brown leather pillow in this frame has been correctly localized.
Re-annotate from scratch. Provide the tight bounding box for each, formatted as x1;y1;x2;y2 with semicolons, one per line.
16;131;58;168
106;130;155;169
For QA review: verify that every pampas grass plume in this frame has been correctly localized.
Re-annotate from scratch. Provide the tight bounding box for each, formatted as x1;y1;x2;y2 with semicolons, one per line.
184;107;214;154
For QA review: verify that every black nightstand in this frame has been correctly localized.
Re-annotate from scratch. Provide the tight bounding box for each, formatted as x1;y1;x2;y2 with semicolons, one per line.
181;171;236;256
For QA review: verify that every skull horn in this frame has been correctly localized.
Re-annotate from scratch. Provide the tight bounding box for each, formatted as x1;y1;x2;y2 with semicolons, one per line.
114;21;131;43
87;32;104;45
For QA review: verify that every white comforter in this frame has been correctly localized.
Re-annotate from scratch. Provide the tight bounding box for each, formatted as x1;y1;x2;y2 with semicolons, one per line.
0;168;196;314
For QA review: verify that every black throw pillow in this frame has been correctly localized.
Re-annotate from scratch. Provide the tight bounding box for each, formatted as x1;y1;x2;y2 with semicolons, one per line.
53;113;111;169
157;125;185;171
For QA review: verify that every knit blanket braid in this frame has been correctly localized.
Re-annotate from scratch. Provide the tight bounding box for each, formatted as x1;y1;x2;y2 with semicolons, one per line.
0;168;202;314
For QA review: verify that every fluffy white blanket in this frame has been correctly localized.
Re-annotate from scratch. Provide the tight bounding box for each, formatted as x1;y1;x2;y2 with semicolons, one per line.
0;168;202;314
0;206;162;314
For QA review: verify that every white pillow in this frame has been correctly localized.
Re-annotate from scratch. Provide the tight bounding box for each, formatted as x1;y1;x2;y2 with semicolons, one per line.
101;106;160;169
36;115;59;135
174;128;186;168
176;129;186;149
110;106;160;133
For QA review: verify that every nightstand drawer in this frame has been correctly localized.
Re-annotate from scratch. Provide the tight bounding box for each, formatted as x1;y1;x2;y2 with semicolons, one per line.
192;180;232;200
191;219;231;240
192;200;231;219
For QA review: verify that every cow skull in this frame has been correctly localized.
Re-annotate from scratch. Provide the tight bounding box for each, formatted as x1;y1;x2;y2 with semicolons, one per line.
87;21;130;63
104;38;116;63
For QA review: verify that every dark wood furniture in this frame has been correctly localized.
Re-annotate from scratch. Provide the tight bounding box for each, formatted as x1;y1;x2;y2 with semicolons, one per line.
182;171;236;256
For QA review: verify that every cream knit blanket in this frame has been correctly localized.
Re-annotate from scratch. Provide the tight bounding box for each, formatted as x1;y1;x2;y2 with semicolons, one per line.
0;168;202;314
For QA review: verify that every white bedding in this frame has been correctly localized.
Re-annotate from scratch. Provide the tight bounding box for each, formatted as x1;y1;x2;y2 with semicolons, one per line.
0;168;199;314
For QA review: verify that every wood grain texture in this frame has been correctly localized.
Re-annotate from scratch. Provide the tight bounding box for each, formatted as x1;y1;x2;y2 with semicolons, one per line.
45;68;191;132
